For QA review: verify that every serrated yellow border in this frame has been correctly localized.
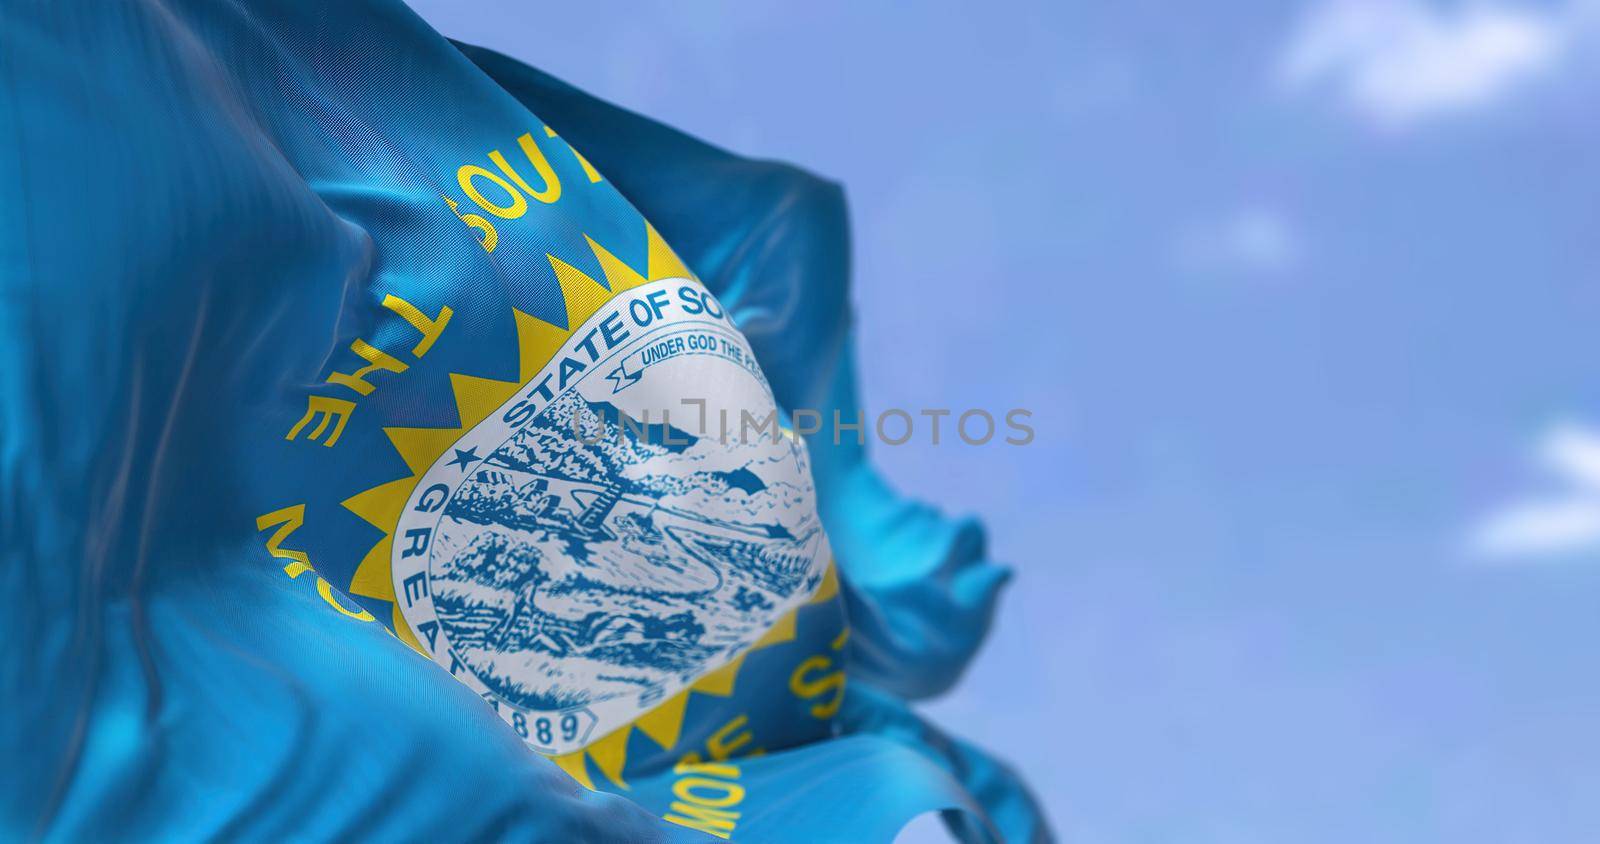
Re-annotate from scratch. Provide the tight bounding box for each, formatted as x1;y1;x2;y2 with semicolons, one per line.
339;222;835;783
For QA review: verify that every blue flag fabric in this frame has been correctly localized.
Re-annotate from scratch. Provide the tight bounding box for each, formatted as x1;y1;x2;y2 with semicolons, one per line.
1;2;1050;842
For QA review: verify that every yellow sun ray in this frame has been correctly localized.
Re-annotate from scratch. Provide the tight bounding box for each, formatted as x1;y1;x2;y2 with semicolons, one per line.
584;235;648;292
348;537;395;603
691;653;746;698
586;725;633;789
342;477;413;532
449;373;521;429
547;253;612;329
635;688;692;750
514;308;568;382
806;562;840;605
383;427;462;476
645;223;690;280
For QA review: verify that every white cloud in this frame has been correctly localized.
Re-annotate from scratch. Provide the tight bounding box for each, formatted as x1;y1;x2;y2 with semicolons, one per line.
1539;422;1600;486
1175;207;1301;276
1280;0;1577;126
1470;422;1600;559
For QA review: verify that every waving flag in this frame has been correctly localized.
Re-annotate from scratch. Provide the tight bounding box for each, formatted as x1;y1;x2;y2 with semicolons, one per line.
1;2;1050;841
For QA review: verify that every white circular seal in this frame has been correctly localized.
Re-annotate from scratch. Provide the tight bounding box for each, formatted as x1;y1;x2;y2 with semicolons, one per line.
392;279;830;753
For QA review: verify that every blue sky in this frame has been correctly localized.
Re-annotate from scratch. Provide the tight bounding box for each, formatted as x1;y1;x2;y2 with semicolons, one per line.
412;1;1600;840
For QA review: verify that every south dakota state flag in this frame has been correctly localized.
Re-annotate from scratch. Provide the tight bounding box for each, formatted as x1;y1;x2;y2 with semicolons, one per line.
0;2;1050;841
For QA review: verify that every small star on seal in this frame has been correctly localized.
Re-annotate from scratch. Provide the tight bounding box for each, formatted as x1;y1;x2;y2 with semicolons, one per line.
447;446;480;472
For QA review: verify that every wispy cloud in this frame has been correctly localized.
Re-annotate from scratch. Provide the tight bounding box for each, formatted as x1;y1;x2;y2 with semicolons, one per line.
1469;422;1600;559
1279;0;1579;127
